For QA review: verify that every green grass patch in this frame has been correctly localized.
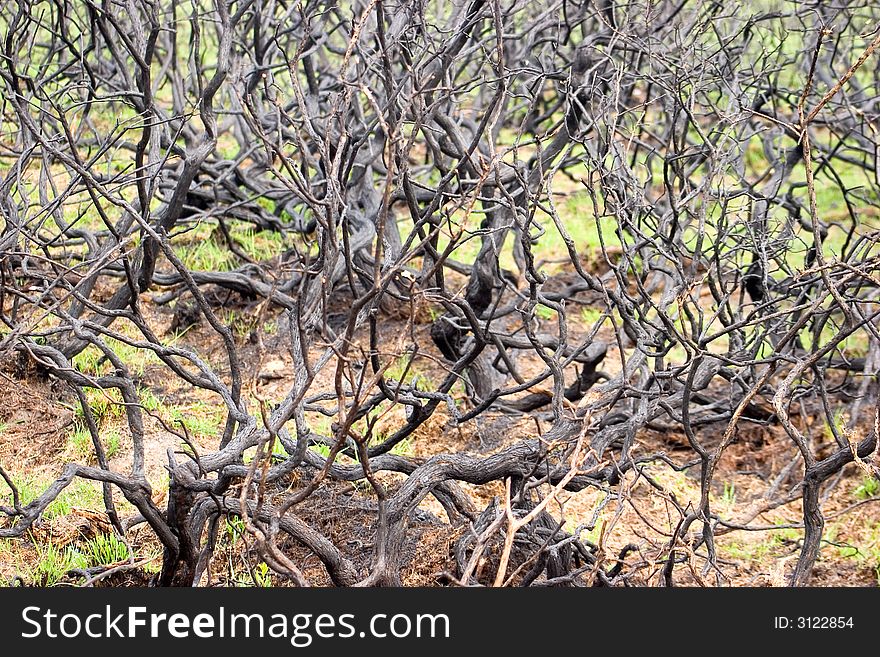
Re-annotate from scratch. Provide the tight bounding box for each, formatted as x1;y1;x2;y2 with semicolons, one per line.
30;543;90;586
854;476;880;500
2;476;103;519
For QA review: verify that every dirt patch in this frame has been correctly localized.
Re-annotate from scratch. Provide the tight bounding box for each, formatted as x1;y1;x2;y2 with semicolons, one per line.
0;370;76;479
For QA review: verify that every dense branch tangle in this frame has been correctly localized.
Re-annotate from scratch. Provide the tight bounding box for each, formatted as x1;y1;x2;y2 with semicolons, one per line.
1;0;879;587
